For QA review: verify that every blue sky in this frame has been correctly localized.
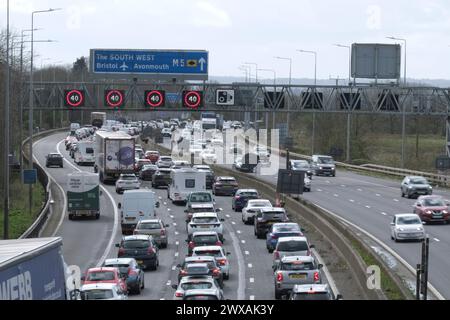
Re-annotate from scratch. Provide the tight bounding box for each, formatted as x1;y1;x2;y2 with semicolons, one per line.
1;0;450;80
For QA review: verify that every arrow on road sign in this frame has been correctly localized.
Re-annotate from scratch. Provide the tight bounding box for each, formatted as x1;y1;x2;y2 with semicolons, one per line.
199;57;206;71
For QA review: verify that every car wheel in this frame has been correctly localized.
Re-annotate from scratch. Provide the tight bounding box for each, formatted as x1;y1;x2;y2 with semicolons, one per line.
275;290;282;300
135;284;141;295
223;273;229;280
401;190;404;197
95;214;100;220
141;275;145;289
407;192;411;199
68;214;73;221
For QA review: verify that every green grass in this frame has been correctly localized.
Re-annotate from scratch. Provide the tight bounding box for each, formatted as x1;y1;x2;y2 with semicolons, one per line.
350;238;409;300
0;172;46;239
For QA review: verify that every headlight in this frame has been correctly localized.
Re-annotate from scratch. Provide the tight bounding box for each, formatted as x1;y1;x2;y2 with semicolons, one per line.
319;167;323;170
417;227;423;231
398;228;405;232
331;167;335;170
428;186;432;189
407;186;412;189
443;210;448;214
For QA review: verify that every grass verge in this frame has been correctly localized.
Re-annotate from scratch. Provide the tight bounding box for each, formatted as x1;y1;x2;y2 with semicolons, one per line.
0;172;46;239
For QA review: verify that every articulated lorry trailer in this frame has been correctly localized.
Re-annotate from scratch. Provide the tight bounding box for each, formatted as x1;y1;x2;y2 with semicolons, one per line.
94;130;135;183
0;237;74;300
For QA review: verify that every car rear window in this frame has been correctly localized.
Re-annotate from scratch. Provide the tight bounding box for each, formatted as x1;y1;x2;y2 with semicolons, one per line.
184;295;218;300
83;289;114;300
194;250;222;257
138;222;161;230
192;217;218;224
190;193;212;202
250;201;271;207
104;264;129;275
282;261;315;271
86;148;94;154
122;240;149;249
86;271;116;281
239;191;258;197
186;266;209;274
160;157;172;161
181;282;213;290
292;292;331;300
121;175;136;180
274;225;300;232
49;154;61;158
193;235;218;243
277;240;308;252
262;213;284;220
220;178;236;183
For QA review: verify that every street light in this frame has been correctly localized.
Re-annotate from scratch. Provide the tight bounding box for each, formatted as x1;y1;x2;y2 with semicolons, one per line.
333;44;351;84
29;7;62;217
3;0;10;239
238;66;249;82
244;62;258;82
386;36;407;86
257;68;276;85
274;56;292;85
297;49;317;85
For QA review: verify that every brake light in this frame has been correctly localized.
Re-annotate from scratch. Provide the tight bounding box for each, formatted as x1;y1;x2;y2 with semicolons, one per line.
212;268;221;275
215;241;222;246
235;196;240;200
160;229;166;236
147;246;155;254
118;248;125;257
314;271;320;282
276;272;283;282
188;241;195;249
274;251;280;259
129;268;138;276
180;270;187;276
217;258;227;266
175;291;184;297
271;234;278;240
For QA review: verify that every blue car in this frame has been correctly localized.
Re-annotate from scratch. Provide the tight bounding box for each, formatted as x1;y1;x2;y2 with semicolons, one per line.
266;223;304;253
232;189;259;212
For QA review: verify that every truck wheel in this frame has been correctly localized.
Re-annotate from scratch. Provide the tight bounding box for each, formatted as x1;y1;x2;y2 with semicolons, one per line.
95;214;100;220
69;214;73;220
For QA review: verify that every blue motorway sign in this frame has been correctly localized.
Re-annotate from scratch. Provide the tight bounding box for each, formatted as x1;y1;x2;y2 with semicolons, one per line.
90;49;208;79
22;169;37;185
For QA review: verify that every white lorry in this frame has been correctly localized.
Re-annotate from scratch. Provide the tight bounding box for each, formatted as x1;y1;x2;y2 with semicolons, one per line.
94;130;135;184
67;172;100;220
168;168;206;204
74;140;95;166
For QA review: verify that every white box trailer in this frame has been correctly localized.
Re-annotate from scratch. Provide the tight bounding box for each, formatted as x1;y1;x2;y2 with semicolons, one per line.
94;130;135;183
67;172;100;220
168;168;206;204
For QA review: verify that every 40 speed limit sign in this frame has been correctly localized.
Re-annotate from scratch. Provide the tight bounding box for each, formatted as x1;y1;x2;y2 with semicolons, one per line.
182;90;203;109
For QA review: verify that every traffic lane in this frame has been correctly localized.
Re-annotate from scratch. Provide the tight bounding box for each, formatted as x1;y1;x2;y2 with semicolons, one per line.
35;134;117;272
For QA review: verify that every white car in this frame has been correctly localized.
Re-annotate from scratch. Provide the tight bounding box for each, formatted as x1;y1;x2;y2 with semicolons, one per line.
192;246;231;280
210;138;223;147
80;283;128;300
390;213;425;242
242;199;273;224
187;212;225;241
172;275;223;300
200;149;217;164
253;145;271;160
115;174;140;194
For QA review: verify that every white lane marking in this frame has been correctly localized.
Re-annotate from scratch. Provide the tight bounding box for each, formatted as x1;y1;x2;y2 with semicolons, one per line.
349;199;355;203
241;240;246;244
249;295;255;300
376;194;381;197
245;251;250;255
174;252;179;257
341;185;346;187
317;189;322;192
175;241;179;245
365;205;371;209
160;298;165;300
326;181;330;184
166;280;171;286
357;188;363;192
56;140;119;267
175;231;179;235
333;194;339;197
231;221;236;225
226;214;231;218
249;278;255;283
163;202;167;205
381;212;387;216
312;248;340;298
158;196;162;200
226;227;246;300
173;222;177;226
434;238;440;242
237;230;241;234
167;208;171;211
170;215;174;219
393;199;399;202
172;266;176;271
248;263;253;268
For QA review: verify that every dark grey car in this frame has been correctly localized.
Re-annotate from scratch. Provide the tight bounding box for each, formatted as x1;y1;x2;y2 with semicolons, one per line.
116;235;159;270
46;153;63;168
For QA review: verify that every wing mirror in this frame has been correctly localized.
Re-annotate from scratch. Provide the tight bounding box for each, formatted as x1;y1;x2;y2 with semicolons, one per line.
416;203;422;207
184;209;188;213
226;252;231;255
155;202;160;208
309;244;315;249
118;203;122;209
171;284;178;290
165;224;170;227
115;243;120;248
318;264;323;269
390;222;395;226
336;294;343;300
216;208;223;212
220;218;225;222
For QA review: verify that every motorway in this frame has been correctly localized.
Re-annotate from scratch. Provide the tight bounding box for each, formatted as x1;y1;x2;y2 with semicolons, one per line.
35;132;335;300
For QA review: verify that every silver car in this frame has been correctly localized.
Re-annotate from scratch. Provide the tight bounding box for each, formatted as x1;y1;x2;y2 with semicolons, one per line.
157;156;174;168
390;214;425;242
274;255;323;300
134;219;170;248
172;275;223;300
273;236;313;267
401;176;433;199
289;284;342;300
192;246;231;280
115;174;140;194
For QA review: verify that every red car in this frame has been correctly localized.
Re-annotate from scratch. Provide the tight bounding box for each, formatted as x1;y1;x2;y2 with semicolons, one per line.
414;195;450;224
81;267;127;292
145;151;160;164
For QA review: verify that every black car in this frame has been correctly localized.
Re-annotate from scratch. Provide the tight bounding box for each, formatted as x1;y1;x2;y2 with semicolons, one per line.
254;208;289;239
46;153;63;168
139;165;158;181
152;169;172;188
232;189;259;212
116;235;159;270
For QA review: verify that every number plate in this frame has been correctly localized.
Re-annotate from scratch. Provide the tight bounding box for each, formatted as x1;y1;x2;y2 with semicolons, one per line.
290;274;306;279
125;217;135;221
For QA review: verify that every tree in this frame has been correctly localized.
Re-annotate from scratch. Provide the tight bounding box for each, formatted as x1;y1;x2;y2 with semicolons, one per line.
72;56;88;80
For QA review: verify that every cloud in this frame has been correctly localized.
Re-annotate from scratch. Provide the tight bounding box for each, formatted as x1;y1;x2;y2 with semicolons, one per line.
192;1;232;28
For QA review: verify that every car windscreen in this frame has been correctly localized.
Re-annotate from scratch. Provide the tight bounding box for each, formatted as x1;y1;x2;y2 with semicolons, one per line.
86;271;116;281
138;222;161;230
411;178;427;185
193;235;218;243
192;217;218;224
83;289;114;300
277;241;308;252
291;292;331;300
282;261;315;271
423;198;445;206
318;157;334;164
122;240;149;249
190;194;212;202
181;282;213;290
397;217;422;225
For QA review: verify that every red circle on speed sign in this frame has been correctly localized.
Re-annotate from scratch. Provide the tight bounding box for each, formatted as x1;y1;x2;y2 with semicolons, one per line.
184;91;201;109
106;90;124;107
66;90;84;107
146;90;164;108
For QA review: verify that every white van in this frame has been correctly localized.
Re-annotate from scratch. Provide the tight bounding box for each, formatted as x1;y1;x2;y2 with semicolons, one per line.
70;122;80;134
118;189;160;234
168;168;206;204
74;141;95;165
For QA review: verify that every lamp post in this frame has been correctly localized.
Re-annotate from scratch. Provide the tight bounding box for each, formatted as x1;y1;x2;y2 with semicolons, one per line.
244;62;258;82
3;0;10;239
29;7;62;216
297;49;318;154
244;62;259;130
274;56;292;143
333;44;351;85
387;36;407;168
